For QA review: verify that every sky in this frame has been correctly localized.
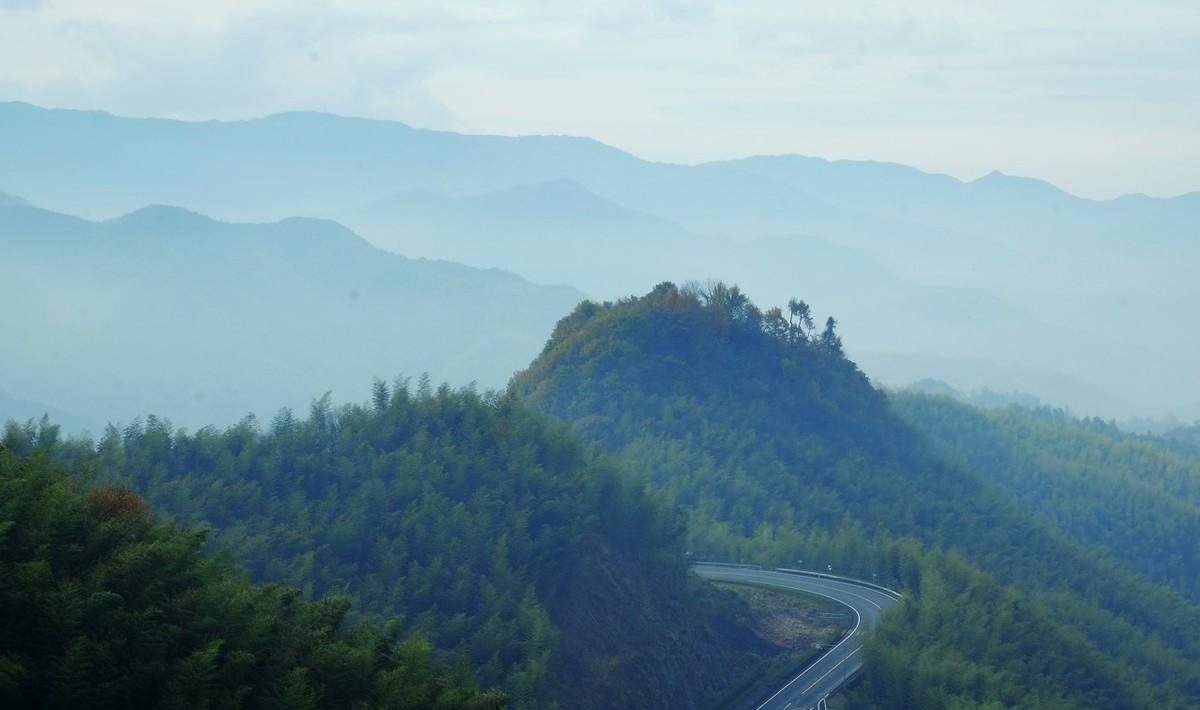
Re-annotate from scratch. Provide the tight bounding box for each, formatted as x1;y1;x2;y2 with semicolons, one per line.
1;0;1197;199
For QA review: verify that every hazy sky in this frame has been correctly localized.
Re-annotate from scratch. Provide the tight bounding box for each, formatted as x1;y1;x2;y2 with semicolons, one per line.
2;1;1197;198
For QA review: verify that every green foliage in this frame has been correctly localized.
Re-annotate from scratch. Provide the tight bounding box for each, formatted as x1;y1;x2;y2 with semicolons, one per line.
11;381;762;707
0;446;504;709
512;282;1200;709
893;394;1200;601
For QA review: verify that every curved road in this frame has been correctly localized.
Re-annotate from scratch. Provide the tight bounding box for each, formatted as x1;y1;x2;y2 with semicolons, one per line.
694;565;899;710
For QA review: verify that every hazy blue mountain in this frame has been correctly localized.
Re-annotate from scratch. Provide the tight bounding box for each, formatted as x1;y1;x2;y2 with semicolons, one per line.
5;103;1193;268
714;156;1200;311
344;180;1052;365
0;390;97;434
711;154;1200;244
344;179;725;298
857;350;1133;416
0;200;583;429
0;102;847;233
346;177;1023;329
343;178;1169;418
898;378;1045;410
707;157;1200;419
715;154;1200;326
0;191;30;207
3;102;1197;418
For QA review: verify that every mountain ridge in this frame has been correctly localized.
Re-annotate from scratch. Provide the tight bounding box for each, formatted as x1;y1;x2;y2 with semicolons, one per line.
3;100;1197;418
0;200;585;429
9;101;1193;202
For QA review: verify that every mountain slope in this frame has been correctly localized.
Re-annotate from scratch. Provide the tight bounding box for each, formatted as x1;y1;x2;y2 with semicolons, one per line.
0;440;504;710
511;283;1200;708
892;393;1200;601
27;382;778;709
0;201;583;429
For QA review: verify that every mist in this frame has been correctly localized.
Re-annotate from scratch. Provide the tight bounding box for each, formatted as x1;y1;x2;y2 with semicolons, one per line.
0;193;580;431
3;5;1200;710
2;102;1195;425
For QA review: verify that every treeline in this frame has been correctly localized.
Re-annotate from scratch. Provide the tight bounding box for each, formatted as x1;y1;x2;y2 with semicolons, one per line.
1161;421;1200;458
512;282;1200;709
4;380;773;708
892;394;1200;602
0;443;504;709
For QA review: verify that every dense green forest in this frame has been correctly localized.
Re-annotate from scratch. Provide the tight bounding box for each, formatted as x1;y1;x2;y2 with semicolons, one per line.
10;276;1200;708
892;394;1200;601
3;382;775;708
0;441;504;709
512;282;1200;709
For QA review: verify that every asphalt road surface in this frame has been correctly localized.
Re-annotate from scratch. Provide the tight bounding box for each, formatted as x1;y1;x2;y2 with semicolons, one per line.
693;565;900;710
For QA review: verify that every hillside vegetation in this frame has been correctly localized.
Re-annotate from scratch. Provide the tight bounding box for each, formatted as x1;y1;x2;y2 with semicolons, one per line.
893;394;1200;602
512;282;1200;709
0;441;504;709
7;382;775;708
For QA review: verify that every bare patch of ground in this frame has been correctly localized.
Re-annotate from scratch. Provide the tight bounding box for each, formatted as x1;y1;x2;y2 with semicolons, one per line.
713;582;850;652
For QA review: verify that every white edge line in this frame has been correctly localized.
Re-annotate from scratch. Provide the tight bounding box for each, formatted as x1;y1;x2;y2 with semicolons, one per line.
800;645;861;695
698;570;865;710
748;578;861;710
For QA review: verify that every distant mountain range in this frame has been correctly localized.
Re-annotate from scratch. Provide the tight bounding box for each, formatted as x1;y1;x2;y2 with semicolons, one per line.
344;179;717;297
341;178;1152;418
0;389;94;433
0;191;30;208
0;198;582;429
1;101;1195;418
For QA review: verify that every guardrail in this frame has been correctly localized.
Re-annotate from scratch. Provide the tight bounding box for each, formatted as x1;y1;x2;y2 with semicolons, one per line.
691;560;763;570
691;561;904;600
772;567;904;600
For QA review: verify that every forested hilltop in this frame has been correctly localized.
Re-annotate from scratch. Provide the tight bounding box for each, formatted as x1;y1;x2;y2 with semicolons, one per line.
0;442;505;709
4;383;777;708
512;282;1200;709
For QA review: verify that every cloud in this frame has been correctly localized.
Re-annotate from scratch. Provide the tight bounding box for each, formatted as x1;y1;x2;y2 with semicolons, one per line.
0;1;1196;197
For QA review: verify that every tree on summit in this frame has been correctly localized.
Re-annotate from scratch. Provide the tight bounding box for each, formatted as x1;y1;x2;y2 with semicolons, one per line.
787;298;815;341
763;306;790;341
687;280;761;326
820;316;843;355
